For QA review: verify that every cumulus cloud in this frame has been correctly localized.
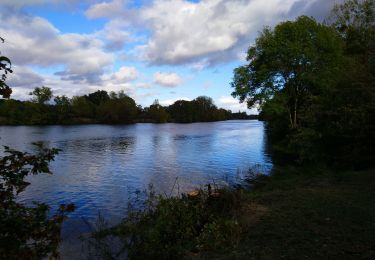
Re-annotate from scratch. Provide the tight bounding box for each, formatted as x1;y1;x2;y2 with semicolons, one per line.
134;82;152;89
86;0;125;19
153;72;182;87
159;97;191;106
96;21;133;51
86;0;342;67
0;0;45;7
288;0;346;21
7;66;45;88
1;0;343;102
1;0;101;10
102;66;138;83
38;73;148;100
0;11;113;84
138;0;313;66
103;29;131;51
218;96;258;114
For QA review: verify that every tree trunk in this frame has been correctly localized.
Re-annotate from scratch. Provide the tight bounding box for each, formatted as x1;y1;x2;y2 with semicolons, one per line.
293;96;298;128
288;109;293;128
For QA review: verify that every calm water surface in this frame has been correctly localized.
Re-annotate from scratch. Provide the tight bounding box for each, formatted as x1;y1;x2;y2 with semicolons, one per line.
0;120;271;256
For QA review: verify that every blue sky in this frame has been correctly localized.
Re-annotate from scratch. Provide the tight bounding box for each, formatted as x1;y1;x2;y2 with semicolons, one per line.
0;0;341;113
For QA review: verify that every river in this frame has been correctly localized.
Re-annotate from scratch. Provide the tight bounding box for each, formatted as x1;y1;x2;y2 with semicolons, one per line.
0;120;271;257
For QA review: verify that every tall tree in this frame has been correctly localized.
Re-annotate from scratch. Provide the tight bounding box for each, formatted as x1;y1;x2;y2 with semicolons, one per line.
97;93;137;123
330;0;375;58
192;96;217;122
324;0;375;167
30;86;53;104
231;16;343;129
168;100;194;123
87;90;110;106
71;95;94;119
148;99;169;123
54;95;71;123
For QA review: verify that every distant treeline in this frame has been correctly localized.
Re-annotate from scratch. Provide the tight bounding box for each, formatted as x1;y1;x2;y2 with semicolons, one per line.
0;88;256;125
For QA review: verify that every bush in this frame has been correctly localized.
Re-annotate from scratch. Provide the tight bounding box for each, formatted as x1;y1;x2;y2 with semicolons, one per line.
0;144;75;258
88;185;245;259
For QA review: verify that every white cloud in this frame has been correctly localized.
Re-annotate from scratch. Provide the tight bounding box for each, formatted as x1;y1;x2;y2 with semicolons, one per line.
159;97;191;106
133;82;151;89
7;68;147;102
99;21;133;51
85;0;342;66
102;66;138;83
218;96;258;114
0;12;114;84
86;0;126;19
138;0;306;65
1;0;102;10
7;66;45;88
153;72;182;87
0;0;345;103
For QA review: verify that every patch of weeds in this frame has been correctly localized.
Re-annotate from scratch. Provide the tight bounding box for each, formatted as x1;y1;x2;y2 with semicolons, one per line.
87;184;246;259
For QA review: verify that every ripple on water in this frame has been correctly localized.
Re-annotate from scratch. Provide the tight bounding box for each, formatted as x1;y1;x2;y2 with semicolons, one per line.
4;121;272;243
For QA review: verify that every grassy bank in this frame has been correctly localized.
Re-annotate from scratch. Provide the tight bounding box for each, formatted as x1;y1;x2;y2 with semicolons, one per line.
91;167;375;259
223;167;375;259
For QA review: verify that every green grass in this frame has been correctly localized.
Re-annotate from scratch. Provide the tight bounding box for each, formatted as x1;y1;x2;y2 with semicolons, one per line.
225;167;375;259
90;167;375;259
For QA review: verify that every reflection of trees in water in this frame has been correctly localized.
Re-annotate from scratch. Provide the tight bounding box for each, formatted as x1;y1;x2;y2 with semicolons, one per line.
58;136;136;156
260;123;273;164
8;122;272;227
144;131;216;195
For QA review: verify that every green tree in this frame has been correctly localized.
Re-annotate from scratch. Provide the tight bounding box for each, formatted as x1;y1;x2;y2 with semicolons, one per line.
54;95;71;123
231;16;343;129
87;90;110;106
168;100;194;123
192;96;217;122
97;93;137;123
30;86;53;104
322;0;375;167
27;86;54;124
71;96;94;119
148;99;169;123
0;146;75;258
330;0;375;58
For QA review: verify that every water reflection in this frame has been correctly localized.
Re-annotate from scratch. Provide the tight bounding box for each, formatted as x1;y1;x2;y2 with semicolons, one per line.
0;121;272;224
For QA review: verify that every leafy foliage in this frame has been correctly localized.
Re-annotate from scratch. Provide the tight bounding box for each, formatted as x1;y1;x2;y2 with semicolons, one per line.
0;37;12;98
29;86;53;104
232;1;375;168
0;145;75;258
0;90;255;125
0;36;75;258
97;94;138;124
322;0;375;168
330;0;375;56
88;186;244;259
232;16;343;129
146;99;169;123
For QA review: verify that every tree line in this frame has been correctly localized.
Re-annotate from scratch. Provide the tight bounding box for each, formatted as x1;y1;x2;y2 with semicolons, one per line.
0;87;256;125
231;0;375;169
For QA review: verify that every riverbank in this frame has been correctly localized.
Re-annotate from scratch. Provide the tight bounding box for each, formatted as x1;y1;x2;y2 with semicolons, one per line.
223;167;375;259
91;167;375;259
